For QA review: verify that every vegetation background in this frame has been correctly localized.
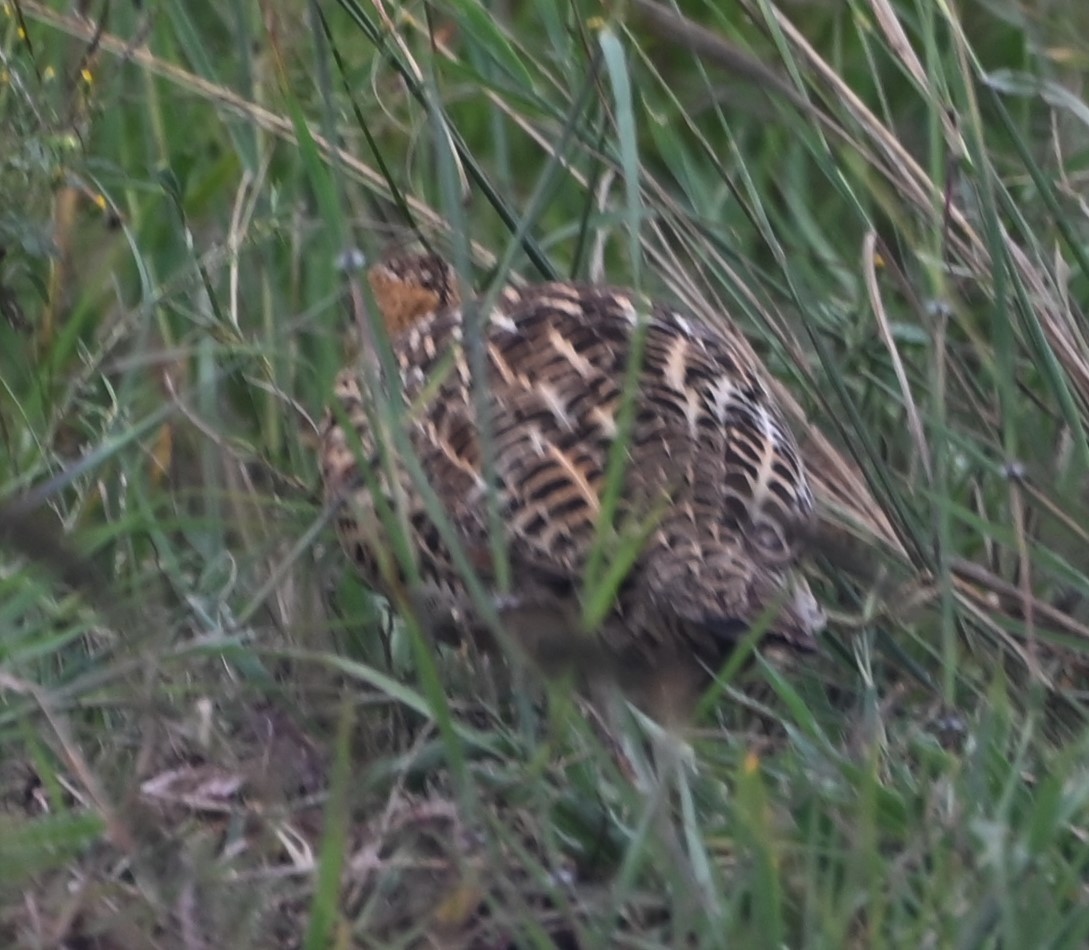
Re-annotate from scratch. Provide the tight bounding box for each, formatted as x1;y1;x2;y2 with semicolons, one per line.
2;0;1089;945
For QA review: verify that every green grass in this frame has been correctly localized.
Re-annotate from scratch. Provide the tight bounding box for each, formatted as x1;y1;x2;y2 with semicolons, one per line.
3;0;1089;945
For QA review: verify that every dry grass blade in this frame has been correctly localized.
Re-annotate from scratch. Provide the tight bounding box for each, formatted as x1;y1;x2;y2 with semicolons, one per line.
951;559;1089;646
780;387;907;557
1006;241;1089;414
863;231;932;485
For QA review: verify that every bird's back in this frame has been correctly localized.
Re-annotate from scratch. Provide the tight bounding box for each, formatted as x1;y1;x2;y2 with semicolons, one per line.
320;265;824;680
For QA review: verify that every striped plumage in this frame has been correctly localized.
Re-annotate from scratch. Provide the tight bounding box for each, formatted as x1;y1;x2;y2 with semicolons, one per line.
320;253;825;688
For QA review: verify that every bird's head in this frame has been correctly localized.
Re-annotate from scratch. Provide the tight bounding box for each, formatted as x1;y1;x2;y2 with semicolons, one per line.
367;251;460;335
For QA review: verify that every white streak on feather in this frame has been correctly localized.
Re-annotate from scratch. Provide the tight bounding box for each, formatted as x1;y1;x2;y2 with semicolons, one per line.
614;295;638;325
455;349;470;385
662;337;689;393
537;382;574;429
487;341;517;385
590;405;617;438
546;441;600;514
487;341;534;391
490;308;518;334
684;389;702;439
544;296;588;319
709;375;736;423
526;425;547;455
748;403;780;509
433;423;487;489
547;325;594;378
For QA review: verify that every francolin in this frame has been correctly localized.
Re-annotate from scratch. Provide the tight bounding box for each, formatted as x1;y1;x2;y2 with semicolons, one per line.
319;251;826;707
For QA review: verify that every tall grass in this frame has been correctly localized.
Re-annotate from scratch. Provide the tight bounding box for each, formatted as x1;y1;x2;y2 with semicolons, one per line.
2;0;1089;945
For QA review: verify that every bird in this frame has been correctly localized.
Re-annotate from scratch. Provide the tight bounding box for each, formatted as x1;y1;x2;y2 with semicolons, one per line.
319;250;826;707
